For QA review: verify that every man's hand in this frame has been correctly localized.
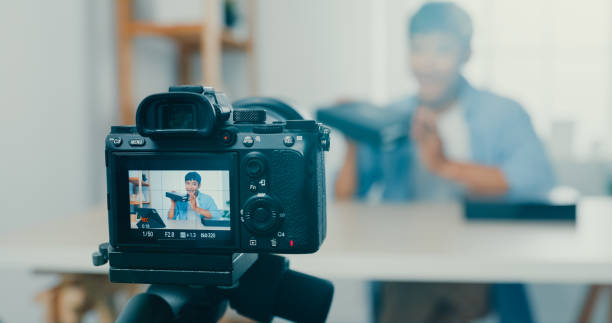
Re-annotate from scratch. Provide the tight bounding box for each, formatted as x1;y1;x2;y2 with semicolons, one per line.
168;191;177;220
411;107;509;195
188;192;197;209
335;139;358;200
411;107;448;174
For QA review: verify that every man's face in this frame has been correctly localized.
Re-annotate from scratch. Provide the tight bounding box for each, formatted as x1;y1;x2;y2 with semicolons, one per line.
409;32;469;106
185;180;200;194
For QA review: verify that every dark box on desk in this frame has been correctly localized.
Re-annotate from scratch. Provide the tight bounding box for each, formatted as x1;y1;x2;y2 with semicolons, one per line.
464;200;576;221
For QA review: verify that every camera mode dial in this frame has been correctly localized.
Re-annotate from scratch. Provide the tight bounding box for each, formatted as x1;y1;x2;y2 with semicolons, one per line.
233;109;266;124
242;194;284;235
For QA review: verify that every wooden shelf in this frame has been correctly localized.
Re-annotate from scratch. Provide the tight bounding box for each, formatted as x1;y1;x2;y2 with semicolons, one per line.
116;0;258;125
130;22;203;37
128;177;149;186
129;171;152;209
220;30;253;50
130;22;251;50
130;201;150;205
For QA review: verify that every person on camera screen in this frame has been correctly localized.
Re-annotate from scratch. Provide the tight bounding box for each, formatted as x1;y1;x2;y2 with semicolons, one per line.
167;171;220;222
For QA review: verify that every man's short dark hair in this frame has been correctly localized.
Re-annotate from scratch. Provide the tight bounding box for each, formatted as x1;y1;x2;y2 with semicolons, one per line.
185;171;201;185
409;2;473;49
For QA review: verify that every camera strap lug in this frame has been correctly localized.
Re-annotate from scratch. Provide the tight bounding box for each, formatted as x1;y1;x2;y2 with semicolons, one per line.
319;125;331;151
92;242;110;266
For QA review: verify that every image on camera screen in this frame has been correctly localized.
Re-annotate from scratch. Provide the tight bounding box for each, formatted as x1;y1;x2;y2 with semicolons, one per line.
128;170;231;231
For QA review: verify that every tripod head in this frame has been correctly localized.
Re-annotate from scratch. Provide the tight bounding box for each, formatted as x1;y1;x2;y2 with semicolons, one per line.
111;254;334;323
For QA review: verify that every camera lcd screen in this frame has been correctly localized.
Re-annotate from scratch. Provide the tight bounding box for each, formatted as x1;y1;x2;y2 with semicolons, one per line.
129;170;231;231
112;152;238;248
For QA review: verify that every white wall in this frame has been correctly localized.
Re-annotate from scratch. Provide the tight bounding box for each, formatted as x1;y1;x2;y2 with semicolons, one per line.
255;0;380;109
0;1;92;321
0;0;90;230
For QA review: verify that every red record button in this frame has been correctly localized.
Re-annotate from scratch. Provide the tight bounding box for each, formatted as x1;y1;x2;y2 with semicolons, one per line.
219;129;236;146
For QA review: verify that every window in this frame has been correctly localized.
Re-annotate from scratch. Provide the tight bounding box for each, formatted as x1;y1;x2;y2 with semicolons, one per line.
457;0;612;159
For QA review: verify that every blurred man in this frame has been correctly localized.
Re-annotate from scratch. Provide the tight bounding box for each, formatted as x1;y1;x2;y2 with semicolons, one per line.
336;3;553;202
335;2;554;322
168;171;220;222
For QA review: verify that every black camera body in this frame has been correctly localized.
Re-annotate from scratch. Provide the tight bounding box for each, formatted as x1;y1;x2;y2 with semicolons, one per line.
105;86;329;267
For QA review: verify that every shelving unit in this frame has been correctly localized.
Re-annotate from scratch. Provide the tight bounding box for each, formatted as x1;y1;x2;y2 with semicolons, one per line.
115;0;258;125
128;171;151;213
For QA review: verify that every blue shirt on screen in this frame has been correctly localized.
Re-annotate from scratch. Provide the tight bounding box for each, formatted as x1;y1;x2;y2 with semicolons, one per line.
173;192;222;220
355;79;555;201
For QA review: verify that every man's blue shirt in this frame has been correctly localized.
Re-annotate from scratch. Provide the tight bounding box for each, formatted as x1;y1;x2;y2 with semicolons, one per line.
356;80;555;201
172;192;222;220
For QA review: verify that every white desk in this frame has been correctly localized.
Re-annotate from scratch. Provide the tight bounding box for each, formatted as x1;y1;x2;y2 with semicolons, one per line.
1;197;612;283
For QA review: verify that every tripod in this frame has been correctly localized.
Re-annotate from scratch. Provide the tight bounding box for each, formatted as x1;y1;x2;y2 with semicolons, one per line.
113;254;334;323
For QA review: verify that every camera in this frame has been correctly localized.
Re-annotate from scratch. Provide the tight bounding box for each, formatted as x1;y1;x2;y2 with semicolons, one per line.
99;85;330;285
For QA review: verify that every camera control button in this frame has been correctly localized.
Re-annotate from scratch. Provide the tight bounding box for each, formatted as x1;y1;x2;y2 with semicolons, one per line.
129;138;145;146
219;129;236;146
246;158;265;177
109;137;122;147
242;136;254;147
248;181;258;192
253;125;283;134
283;135;295;147
253;207;271;222
234;109;266;123
243;195;283;234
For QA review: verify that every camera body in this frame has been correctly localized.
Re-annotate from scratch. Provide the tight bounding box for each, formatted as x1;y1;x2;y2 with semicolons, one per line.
105;86;329;260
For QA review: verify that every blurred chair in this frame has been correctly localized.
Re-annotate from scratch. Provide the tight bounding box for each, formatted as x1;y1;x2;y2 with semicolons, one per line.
577;285;612;323
35;274;142;323
371;282;534;323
